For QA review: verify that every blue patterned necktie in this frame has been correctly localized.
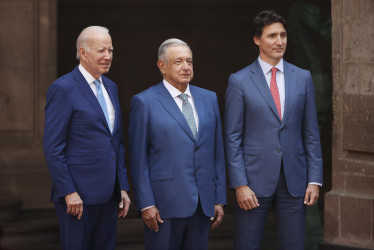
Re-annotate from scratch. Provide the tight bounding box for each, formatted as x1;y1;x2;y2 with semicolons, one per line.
94;79;111;130
179;93;197;138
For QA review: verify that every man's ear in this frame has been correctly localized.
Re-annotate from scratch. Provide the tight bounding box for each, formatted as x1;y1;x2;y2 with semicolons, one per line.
253;36;260;46
79;48;87;61
157;60;166;75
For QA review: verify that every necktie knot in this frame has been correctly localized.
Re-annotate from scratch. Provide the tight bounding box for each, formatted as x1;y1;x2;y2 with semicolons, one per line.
93;79;101;88
271;67;278;76
179;93;189;102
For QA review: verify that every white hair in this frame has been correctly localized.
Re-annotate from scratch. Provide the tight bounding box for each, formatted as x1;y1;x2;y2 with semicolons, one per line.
76;26;109;60
158;38;191;63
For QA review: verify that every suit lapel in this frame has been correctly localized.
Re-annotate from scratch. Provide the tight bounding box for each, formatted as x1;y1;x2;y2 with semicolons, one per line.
155;82;196;141
73;67;111;133
249;61;281;121
281;62;296;128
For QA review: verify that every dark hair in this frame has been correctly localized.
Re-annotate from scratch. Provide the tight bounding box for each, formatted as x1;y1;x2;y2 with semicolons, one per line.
252;10;288;38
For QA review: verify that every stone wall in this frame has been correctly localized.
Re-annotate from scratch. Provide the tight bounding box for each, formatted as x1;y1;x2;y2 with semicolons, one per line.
0;0;57;210
323;0;374;249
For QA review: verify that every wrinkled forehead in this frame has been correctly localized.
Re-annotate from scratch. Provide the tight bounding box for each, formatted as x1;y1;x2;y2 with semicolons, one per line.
165;45;192;58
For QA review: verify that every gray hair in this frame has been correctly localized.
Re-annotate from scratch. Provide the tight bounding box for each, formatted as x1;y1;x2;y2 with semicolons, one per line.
76;26;110;60
158;38;191;62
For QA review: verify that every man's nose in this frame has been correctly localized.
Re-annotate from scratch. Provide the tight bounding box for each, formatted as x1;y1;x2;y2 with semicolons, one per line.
276;36;283;44
182;61;190;69
103;51;112;59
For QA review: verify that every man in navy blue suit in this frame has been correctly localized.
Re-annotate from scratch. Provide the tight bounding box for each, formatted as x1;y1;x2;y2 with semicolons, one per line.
129;38;226;249
225;10;323;249
43;26;130;250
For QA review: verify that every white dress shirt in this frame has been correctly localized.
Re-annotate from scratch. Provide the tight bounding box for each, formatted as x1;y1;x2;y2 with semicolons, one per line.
163;79;199;132
78;64;115;133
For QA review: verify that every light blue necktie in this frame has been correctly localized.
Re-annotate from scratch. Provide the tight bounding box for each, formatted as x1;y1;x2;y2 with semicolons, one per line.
94;79;111;130
179;93;197;138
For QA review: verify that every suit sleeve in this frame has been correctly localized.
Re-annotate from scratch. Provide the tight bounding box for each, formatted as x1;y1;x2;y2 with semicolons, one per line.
303;71;323;184
129;95;156;210
213;93;227;205
114;84;130;191
43;83;76;198
224;74;248;189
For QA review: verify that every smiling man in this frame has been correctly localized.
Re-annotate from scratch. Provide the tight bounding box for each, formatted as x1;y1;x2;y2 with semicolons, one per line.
129;38;226;250
43;26;130;250
224;10;323;250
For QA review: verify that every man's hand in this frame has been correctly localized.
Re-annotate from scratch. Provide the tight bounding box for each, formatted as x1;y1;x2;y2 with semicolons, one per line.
118;190;131;218
210;205;224;230
235;185;259;210
142;207;164;232
304;184;319;206
65;192;83;219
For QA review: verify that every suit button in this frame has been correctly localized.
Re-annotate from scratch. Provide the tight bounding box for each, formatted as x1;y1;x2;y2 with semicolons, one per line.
277;148;281;153
195;147;199;152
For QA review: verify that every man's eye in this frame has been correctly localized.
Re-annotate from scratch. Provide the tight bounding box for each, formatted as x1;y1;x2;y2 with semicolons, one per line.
175;61;181;65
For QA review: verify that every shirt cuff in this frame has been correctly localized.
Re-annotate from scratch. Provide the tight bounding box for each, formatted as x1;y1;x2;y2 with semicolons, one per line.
308;182;322;186
141;205;155;212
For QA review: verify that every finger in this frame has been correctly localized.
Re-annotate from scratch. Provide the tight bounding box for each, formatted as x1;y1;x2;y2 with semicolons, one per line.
304;191;310;204
239;200;249;211
252;194;260;207
307;192;319;206
248;198;257;209
151;217;159;232
77;205;83;219
66;204;72;214
144;219;155;231
70;205;77;215
118;207;125;218
119;200;124;209
123;200;130;217
156;213;164;224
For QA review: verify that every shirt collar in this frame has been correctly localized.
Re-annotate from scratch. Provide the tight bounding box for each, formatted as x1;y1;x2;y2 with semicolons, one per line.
257;56;284;75
78;64;103;84
163;79;192;98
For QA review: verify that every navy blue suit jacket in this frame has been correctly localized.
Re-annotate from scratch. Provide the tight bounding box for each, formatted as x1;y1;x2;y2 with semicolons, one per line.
43;66;129;205
224;60;323;197
129;82;226;218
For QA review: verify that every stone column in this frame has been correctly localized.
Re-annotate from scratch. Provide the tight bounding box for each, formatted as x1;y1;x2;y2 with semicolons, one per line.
0;0;57;212
322;0;374;249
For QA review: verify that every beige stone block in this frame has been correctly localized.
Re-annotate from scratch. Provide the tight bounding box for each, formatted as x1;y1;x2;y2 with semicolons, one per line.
344;63;374;95
340;196;373;247
0;1;35;131
345;174;374;197
331;171;345;190
343;24;374;62
324;193;340;242
342;94;374;154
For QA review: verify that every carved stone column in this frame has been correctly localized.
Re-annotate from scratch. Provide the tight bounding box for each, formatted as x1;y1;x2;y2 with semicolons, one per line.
322;0;374;249
0;0;57;212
